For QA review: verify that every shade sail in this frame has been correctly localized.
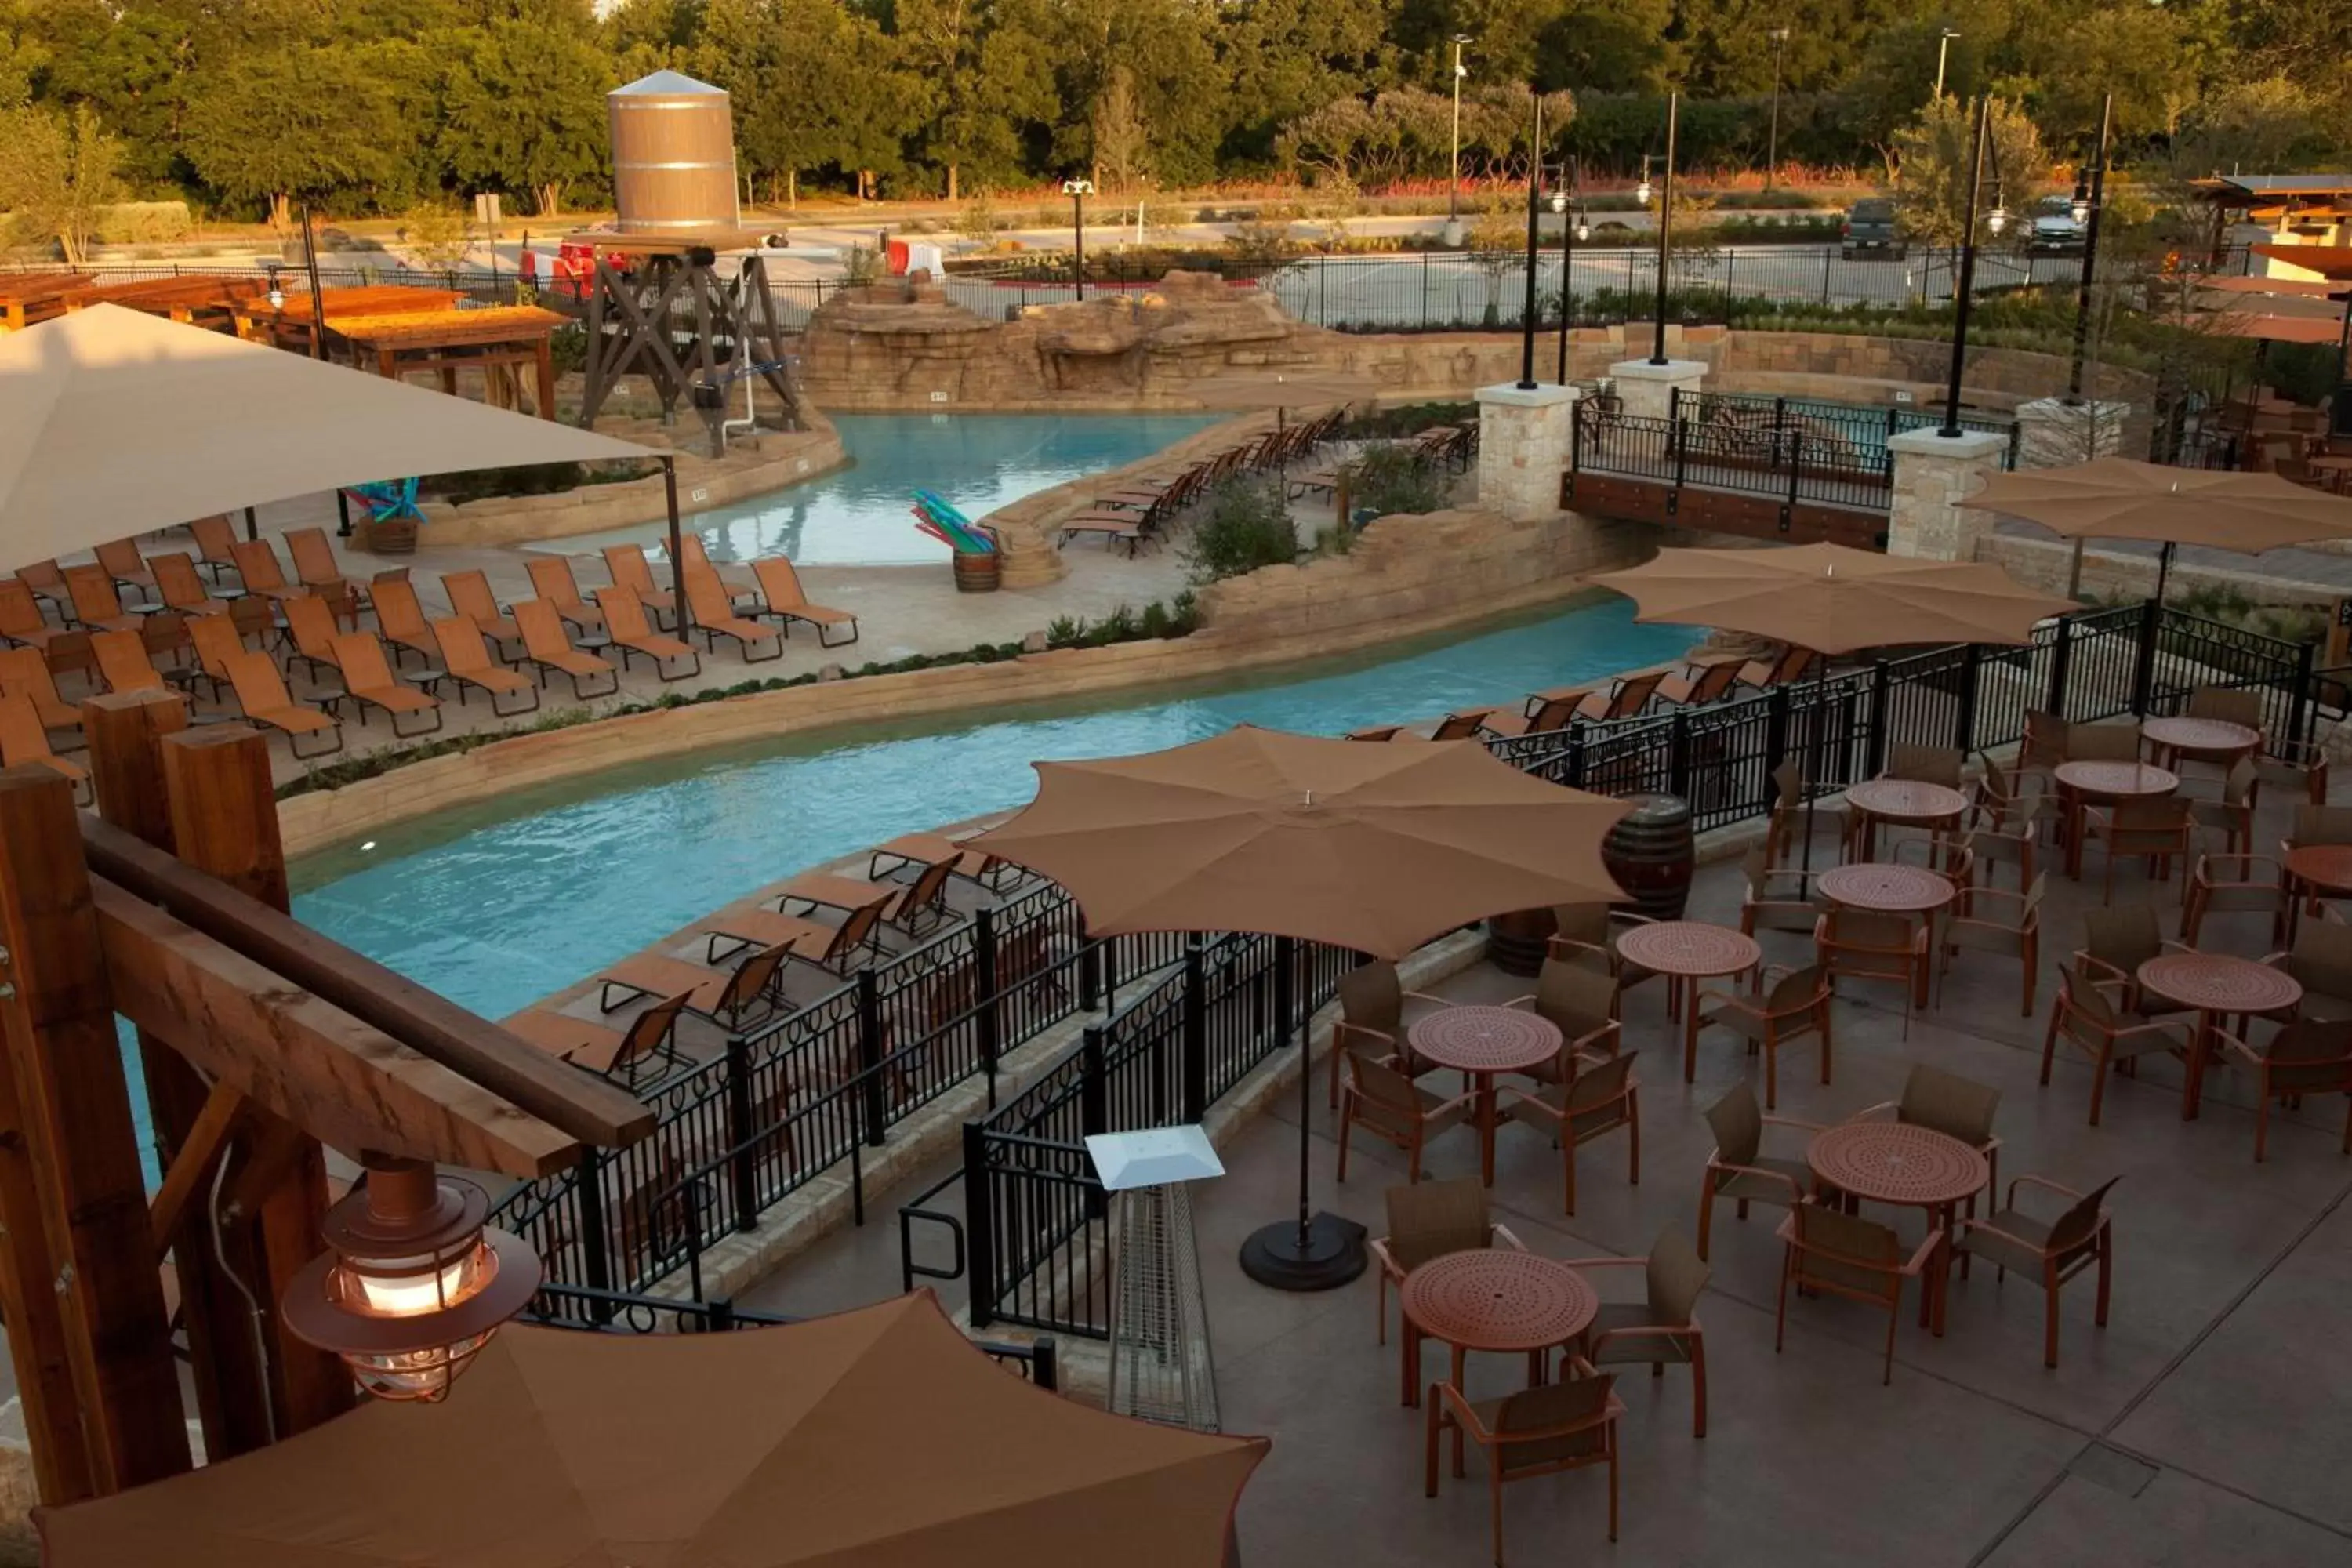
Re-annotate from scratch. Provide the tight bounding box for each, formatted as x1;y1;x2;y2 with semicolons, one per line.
2249;242;2352;281
1957;457;2352;554
0;304;652;574
2201;274;2339;300
2198;310;2347;345
39;1292;1265;1568
971;725;1627;961
1592;543;2074;658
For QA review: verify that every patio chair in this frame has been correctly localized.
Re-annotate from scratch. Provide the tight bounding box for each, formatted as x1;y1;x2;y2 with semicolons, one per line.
1817;908;1929;1036
326;632;442;738
368;575;442;670
2075;903;2190;1017
2267;913;2352;1024
1954;1174;2118;1367
90;628;180;702
189;515;241;582
1504;960;1621;1085
750;557;859;648
1653;659;1741;710
0;579;64;650
280;593;344;684
64;564;140;633
0;648;81;735
1766;760;1846;866
683;567;784;662
1851;1064;2003;1224
150;552;229;619
1498;1053;1638;1216
1739;847;1824;949
597;941;793;1033
0;693;86;800
183;612;250;704
2248;735;2328;811
1696;963;1832;1109
1568;1227;1711;1438
2020;708;2068;771
2216;1017;2352;1162
593;587;701;681
1337;1052;1475;1185
1954;801;2039;892
1369;1178;1525;1347
2186;759;2256;855
222;649;342;759
439;570;521;650
1547;902;1661;1007
2039;960;2195;1127
2064;720;2143;763
1326;957;1448;1107
1424;1363;1624;1559
93;538;156;601
678;533;760;604
18;559;68;612
601;543;677;625
514;597;620;700
428;618;543;717
2286;802;2352;854
1883;742;1963;789
695;898;887;979
1773;1200;1944;1385
283;527;348;600
228;539;304;607
503;991;691;1083
2183;853;2287;947
2080;796;2192;905
1941;874;2046;1015
524;555;606;636
2183;684;2265;732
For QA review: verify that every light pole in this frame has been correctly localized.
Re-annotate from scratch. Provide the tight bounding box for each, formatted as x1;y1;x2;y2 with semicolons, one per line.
2066;92;2112;404
1449;37;1472;226
1934;27;1961;99
1062;178;1094;303
1554;158;1584;383
1940;96;2010;437
1518;93;1548;390
1766;28;1791;191
1650;91;1679;367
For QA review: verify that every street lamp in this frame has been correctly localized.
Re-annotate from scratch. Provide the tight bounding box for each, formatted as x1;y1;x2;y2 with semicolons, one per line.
1940;96;2004;437
1517;91;1549;391
1062;178;1094;303
1766;28;1791;191
1650;92;1680;367
1934;27;1961;99
2066;92;2113;404
1635;156;1654;209
1553;157;1583;383
1448;37;1473;227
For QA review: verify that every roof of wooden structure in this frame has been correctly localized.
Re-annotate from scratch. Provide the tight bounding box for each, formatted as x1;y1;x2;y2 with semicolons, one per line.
231;285;466;325
327;305;568;348
560;227;774;255
2251;241;2352;281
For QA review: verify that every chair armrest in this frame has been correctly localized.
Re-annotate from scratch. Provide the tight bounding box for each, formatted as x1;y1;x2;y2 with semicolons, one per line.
1762;1112;1828;1133
1901;1229;1947;1276
1560;1256;1646;1271
1334;1021;1396;1051
1696;988;1764;1021
2259;950;2288;970
2005;1172;2084;1207
1501;994;1536;1011
1959;1218;2048;1256
1547;935;1610;964
1570;1021;1621;1056
1847;1100;1899;1122
1588;1322;1693;1342
1710;1156;1806;1199
2212;1028;2262;1068
1490;1225;1529;1254
1403;989;1450;1006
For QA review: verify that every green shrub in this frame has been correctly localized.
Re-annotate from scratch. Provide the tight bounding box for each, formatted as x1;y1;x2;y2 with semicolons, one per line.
1182;476;1297;583
1344;444;1452;518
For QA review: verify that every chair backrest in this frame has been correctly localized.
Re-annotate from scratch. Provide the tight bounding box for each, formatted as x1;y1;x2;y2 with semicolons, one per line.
597;586;658;642
151;551;209;610
1551;902;1610;949
2058;960;2125;1035
2112;795;2190;832
1645;1227;1710;1324
2288;918;2352;1000
1766;964;1828;1018
684;564;738;624
753;556;811;612
1564;1051;1635;1115
1523;696;1577;733
0;579;43;637
1823;908;1912;953
1494;1374;1614;1467
615;992;690;1071
441;571;503;626
723;944;791;1013
331;632;400;691
1898;1064;1999;1147
1382;1178;1490;1270
1886;743;1963;789
431;617;494;675
896;858;954;920
2290;803;2352;849
2045;1176;2121;1256
526;556;586;610
1740;846;1771;901
822;900;884;965
0;648;56;706
2067;722;2142;761
373;577;430;639
2016;873;2048;927
1703;1083;1763;1166
514;597;574;662
1348;1051;1421;1116
1534;958;1615;1040
1687;661;1740;706
2021;709;2067;767
2081;904;2161;975
679;533;716;571
191;514;238;564
189;613;245;677
285;528;340;585
283;594;338;659
1336;960;1402;1036
1771;760;1804;811
1792;1203;1903;1301
223;648;295;712
2186;686;2264;730
230;539;288;591
95;538;146;579
65;564;123;624
90;629;161;693
2222;757;2256;807
1428;712;1483;741
603;544;659;597
1607;670;1664;717
0;692;55;765
18;560;63;593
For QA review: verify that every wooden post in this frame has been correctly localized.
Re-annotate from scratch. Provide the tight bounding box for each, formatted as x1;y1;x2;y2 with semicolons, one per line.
82;691;278;1460
0;764;191;1494
159;726;354;1436
535;335;557;421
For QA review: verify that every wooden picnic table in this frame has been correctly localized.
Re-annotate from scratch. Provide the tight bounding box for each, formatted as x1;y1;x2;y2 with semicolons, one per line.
232;285;466;353
0;270;91;331
328;305;569;420
58;274;269;328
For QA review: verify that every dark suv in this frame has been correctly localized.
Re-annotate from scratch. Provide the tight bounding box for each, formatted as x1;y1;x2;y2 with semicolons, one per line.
1842;197;1906;260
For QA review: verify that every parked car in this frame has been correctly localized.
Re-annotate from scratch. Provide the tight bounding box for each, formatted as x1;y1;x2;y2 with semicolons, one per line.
1841;198;1906;261
2028;194;2088;254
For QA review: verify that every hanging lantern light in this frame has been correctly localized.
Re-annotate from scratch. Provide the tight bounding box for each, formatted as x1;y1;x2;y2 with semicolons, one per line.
282;1161;541;1403
2071;174;2092;227
1575;215;1591;242
1635;176;1652;207
1986;201;2009;237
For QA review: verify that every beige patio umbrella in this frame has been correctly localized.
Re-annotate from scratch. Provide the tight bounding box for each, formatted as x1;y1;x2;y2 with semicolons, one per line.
972;725;1627;1289
40;1291;1267;1568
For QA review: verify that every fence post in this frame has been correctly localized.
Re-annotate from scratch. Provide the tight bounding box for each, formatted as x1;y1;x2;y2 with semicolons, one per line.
706;1296;736;1334
961;1123;997;1328
1317;256;1327;327
1421;251;1430;330
2289;637;2317;750
1672;410;1690;491
1787;430;1804;520
1668;709;1692;798
974;907;1001;1106
1822;246;1833;304
1181;940;1208;1123
1722;248;1734;318
1566;728;1588;789
1867;661;1893;778
724;1033;759;1231
2130;600;2161;718
1763;686;1791;799
1080;1025;1109;1221
1954;644;1982;753
856;970;888;1148
1077;941;1102;1011
2046;615;2074;717
575;1146;613;1319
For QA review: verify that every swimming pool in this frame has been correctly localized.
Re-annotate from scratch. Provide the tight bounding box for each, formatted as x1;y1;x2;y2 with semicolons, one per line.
555;413;1219;568
289;597;1693;1022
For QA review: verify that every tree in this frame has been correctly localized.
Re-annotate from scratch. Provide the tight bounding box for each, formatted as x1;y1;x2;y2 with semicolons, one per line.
892;0;1059;199
1888;94;2046;247
1091;65;1149;189
181;44;423;225
438;18;612;216
2172;77;2341;175
0;102;122;263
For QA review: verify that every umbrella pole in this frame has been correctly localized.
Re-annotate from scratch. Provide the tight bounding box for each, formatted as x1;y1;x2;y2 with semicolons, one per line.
1239;935;1367;1292
662;456;693;642
1800;659;1829;873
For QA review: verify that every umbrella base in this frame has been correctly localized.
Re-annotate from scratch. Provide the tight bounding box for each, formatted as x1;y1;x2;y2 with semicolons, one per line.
1239;1213;1367;1292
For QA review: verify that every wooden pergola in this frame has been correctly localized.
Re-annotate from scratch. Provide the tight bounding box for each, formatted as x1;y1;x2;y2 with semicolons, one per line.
0;690;651;1504
57;276;270;332
326;305;569;420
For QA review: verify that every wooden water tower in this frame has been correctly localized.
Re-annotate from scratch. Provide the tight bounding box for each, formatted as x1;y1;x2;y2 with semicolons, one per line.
608;70;741;235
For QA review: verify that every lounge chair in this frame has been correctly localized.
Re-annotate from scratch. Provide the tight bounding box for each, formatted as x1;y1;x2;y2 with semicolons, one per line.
1655;659;1742;709
601;544;677;625
695;898;887;977
182;612;249;703
593;586;700;681
775;866;949;935
0;692;85;799
18;560;69;612
594;942;793;1033
1479;695;1582;739
503;991;691;1082
682;567;782;662
281;593;345;683
189;515;241;582
514;597;619;699
64;564;141;632
1428;710;1499;741
428;617;541;716
1739;645;1818;690
90;628;182;702
524;556;605;636
327;632;442;737
368;575;442;669
228;539;304;608
284;527;348;600
0;580;64;650
222;649;341;757
93;538;156;601
678;534;759;604
867;830;1015;890
0;647;81;735
749;557;858;648
439;570;521;650
150;552;230;619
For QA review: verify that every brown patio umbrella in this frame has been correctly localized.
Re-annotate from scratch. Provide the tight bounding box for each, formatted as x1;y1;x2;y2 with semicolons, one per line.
971;725;1628;1289
39;1292;1266;1568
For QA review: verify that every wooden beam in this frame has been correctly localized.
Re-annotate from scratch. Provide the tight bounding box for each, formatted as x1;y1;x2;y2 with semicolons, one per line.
93;881;576;1177
0;765;190;1492
79;814;654;1148
145;1081;244;1252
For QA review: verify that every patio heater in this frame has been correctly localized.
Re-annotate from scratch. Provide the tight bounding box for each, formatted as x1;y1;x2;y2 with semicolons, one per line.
1087;1125;1226;1433
1940;96;2009;438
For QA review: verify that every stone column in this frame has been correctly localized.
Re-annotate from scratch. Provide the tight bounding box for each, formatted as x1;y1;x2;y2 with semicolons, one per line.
1475;381;1577;523
2013;397;2132;468
1886;426;2007;561
1606;356;1708;423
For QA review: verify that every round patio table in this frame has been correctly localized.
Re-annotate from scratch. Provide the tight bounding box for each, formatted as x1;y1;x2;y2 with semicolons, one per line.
1843;779;1969;861
1817;863;1957;914
1398;1248;1598;1408
1807;1120;1988;1335
1408;1006;1565;1187
2142;716;2261;769
2053;760;2179;879
1613;921;1762;1086
2136;953;2302;1121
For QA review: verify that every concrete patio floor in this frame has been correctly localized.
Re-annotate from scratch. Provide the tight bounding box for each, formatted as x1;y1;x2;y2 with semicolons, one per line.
745;772;2352;1566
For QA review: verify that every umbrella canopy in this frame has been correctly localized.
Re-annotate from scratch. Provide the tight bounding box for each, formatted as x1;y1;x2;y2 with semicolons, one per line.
1956;456;2352;554
2198;310;2347;345
2249;242;2352;281
39;1292;1265;1568
0;304;652;574
2201;274;2339;300
970;726;1628;961
1591;543;2074;658
1182;370;1377;411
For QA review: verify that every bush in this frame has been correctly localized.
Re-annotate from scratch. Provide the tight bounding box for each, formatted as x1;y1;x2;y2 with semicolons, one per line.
1183;476;1297;583
1344;445;1452;518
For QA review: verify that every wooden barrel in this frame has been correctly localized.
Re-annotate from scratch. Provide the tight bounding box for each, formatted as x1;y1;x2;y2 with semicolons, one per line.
360;517;417;556
1486;907;1556;978
952;552;1001;593
1602;794;1695;923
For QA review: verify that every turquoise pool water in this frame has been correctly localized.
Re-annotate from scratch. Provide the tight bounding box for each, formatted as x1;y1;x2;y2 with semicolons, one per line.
289;598;1693;1022
558;413;1219;568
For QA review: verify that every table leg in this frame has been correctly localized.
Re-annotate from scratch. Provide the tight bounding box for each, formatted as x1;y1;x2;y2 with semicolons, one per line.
2183;1007;2216;1120
1401;1316;1419;1407
1681;977;1700;1083
2065;792;2085;880
1476;1073;1497;1187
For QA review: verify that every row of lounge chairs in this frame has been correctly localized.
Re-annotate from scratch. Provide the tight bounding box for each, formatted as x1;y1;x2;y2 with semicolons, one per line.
1288;420;1479;502
1058;412;1346;555
1346;645;1823;745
